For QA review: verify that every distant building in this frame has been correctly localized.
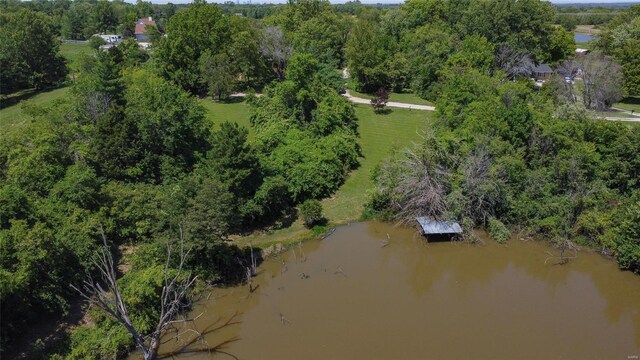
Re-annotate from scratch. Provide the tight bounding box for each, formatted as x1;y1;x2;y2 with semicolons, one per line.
134;17;157;41
532;63;553;81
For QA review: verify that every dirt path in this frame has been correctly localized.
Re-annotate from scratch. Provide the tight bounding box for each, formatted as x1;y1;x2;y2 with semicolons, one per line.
342;90;436;111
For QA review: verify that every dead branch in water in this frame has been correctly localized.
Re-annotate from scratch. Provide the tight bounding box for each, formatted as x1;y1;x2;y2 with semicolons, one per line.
158;313;242;360
544;240;580;265
334;266;347;277
279;313;290;325
298;242;307;262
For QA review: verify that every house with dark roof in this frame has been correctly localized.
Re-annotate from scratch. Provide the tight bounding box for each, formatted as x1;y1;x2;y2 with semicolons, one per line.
134;17;157;41
532;63;553;81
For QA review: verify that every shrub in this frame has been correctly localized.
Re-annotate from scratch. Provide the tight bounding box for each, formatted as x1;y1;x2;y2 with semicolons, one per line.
89;35;107;50
488;217;510;243
300;199;323;228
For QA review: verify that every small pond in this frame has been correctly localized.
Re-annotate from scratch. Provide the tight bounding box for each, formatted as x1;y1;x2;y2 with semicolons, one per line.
575;33;595;43
151;222;640;359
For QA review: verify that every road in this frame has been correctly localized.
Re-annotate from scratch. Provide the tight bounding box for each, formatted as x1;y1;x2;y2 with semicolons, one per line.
342;90;436;111
234;84;639;121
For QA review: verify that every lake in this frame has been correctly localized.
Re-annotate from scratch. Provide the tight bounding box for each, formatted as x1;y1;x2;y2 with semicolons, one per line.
151;222;640;359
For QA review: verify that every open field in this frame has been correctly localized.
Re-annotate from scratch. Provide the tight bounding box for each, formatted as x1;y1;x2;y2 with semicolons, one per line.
59;42;91;72
230;102;433;247
199;98;253;137
575;24;602;35
0;87;68;135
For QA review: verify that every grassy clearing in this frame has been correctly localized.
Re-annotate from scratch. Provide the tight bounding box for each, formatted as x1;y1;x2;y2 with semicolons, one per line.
60;42;91;72
348;89;435;106
227;103;433;247
0;87;68;135
574;25;602;35
615;96;640;114
199;98;253;137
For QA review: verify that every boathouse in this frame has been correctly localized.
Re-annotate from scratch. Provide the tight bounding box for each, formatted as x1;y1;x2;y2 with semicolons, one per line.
416;217;462;236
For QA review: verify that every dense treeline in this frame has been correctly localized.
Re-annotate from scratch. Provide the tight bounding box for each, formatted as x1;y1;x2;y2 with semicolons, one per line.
366;45;640;274
596;5;640;96
555;6;627;28
345;0;574;98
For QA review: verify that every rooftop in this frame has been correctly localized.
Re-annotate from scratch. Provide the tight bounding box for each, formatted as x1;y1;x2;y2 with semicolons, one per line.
416;217;463;235
532;64;553;73
135;17;157;35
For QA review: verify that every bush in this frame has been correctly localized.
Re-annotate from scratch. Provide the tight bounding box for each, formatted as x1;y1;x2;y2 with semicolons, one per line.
300;199;323;228
488;218;510;244
89;35;107;50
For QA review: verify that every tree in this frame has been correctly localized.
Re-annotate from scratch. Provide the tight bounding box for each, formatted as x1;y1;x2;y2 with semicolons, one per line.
616;38;640;96
402;24;456;99
260;26;292;81
154;1;230;93
371;86;389;113
300;199;323;228
61;2;91;40
0;9;67;94
345;19;392;92
136;0;154;18
199;51;234;101
72;229;197;360
206;121;260;200
91;0;119;34
445;35;495;74
580;55;623;111
494;46;535;80
546;26;575;64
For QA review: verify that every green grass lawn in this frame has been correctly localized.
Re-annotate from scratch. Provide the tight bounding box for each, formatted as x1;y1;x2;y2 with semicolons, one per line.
322;104;432;221
348;89;435;106
0;87;68;135
60;42;91;72
199;97;253;136
615;96;640;114
225;102;433;247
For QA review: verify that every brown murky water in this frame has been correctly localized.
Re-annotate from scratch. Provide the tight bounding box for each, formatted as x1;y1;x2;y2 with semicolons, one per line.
156;222;640;359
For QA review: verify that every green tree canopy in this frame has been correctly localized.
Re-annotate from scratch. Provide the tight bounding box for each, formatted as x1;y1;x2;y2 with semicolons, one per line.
0;9;67;94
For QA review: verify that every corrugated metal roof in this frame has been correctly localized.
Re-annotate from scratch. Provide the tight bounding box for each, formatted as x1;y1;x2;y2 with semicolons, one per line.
416;217;462;234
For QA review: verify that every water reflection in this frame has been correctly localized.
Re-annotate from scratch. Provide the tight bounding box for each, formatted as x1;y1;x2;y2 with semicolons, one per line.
150;222;640;359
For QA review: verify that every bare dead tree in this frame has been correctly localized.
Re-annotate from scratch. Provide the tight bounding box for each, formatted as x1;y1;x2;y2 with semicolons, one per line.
579;54;623;111
494;46;535;80
545;240;580;265
84;92;112;123
393;142;450;224
461;145;504;225
260;26;292;81
72;226;197;360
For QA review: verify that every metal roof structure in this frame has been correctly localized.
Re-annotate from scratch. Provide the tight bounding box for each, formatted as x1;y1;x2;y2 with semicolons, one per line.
416;217;463;235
